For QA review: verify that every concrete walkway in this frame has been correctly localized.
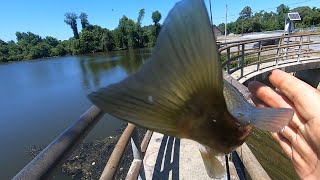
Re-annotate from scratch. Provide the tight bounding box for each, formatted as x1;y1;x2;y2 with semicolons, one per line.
143;132;239;180
142;55;320;180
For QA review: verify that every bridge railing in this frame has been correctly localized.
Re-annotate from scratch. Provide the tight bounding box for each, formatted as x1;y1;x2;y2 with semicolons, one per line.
13;74;272;180
13;33;317;179
218;32;320;80
12;107;153;180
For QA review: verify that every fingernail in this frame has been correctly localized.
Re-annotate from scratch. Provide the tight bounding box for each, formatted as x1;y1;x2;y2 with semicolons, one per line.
280;126;287;133
267;71;272;78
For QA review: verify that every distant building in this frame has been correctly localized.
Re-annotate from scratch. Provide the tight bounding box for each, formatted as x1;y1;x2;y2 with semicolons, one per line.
213;25;222;36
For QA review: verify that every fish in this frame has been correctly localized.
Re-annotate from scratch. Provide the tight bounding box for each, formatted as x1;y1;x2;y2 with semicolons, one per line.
88;0;294;178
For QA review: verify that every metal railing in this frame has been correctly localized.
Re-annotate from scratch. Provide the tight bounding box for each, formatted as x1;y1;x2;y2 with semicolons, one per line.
13;33;320;180
13;107;154;180
218;32;320;80
13;72;272;180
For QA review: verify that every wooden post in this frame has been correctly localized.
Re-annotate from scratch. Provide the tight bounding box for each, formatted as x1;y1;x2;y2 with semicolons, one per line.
126;159;142;180
100;124;136;180
237;45;240;67
241;44;245;78
227;47;231;74
276;37;282;66
307;35;310;57
141;130;153;153
257;41;262;71
298;35;303;62
130;128;146;180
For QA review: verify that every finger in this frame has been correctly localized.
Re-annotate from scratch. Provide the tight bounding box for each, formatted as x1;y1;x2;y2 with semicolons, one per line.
280;126;317;164
275;129;315;175
268;69;320;121
248;81;293;109
271;132;307;171
248;81;305;131
272;132;293;159
250;95;268;108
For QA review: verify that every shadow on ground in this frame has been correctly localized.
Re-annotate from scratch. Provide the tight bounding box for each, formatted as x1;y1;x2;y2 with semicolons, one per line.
152;136;181;180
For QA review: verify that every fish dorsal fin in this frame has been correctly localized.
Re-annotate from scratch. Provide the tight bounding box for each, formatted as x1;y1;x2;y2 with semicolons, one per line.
88;0;224;136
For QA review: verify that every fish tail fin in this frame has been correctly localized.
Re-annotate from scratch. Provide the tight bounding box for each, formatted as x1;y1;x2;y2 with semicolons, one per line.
88;0;224;136
249;107;294;132
199;145;225;178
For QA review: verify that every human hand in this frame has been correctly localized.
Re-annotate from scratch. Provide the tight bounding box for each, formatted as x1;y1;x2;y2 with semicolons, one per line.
248;69;320;180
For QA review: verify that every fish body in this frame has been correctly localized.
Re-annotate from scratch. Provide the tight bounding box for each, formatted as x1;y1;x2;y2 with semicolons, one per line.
88;0;293;178
173;81;253;155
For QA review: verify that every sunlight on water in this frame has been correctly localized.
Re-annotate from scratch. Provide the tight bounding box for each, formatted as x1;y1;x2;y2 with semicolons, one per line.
0;48;151;179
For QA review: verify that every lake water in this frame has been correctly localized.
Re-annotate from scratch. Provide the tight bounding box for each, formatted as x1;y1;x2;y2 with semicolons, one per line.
0;48;152;179
1;48;302;179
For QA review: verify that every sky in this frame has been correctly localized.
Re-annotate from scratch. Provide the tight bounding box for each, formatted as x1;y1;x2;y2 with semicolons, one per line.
1;0;319;42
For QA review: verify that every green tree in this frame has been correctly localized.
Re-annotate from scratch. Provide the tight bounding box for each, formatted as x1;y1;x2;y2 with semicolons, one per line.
136;9;146;48
276;4;290;29
116;16;139;49
50;43;67;57
79;12;90;29
44;36;60;47
277;4;290;15
0;39;8;62
100;29;115;51
79;29;94;53
137;9;145;26
240;6;252;20
28;42;51;59
64;13;79;39
152;11;162;37
7;41;23;61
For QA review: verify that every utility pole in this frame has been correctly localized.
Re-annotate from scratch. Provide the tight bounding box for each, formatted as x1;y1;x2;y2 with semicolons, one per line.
209;0;213;29
225;4;227;42
242;12;244;36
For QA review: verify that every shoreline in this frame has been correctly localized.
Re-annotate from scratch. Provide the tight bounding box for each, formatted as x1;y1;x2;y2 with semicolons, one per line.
26;123;147;179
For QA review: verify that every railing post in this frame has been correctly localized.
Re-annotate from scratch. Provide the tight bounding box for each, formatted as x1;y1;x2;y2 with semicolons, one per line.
257;41;262;71
285;37;289;60
100;124;136;180
298;35;303;62
128;128;146;180
307;35;310;57
276;37;282;66
241;44;245;78
227;47;231;74
12;106;104;180
237;45;241;67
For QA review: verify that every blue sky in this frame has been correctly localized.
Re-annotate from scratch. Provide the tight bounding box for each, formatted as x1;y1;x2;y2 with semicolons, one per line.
1;0;319;42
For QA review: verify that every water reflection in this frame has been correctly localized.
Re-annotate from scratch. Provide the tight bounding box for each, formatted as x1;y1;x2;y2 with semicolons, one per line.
0;48;151;179
79;48;151;92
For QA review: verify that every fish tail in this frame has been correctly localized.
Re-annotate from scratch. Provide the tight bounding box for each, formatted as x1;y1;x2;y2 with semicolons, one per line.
88;0;224;136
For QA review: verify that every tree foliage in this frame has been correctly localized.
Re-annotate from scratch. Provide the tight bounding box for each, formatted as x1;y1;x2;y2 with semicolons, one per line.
2;3;319;63
79;12;90;29
152;11;162;37
137;9;145;26
64;12;79;39
219;4;320;35
1;10;162;62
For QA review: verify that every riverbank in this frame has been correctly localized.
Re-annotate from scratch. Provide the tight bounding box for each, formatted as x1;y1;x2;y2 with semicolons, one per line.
27;124;147;179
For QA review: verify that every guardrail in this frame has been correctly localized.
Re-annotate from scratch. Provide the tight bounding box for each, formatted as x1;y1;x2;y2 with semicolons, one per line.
13;73;272;180
218;32;320;80
14;33;317;180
